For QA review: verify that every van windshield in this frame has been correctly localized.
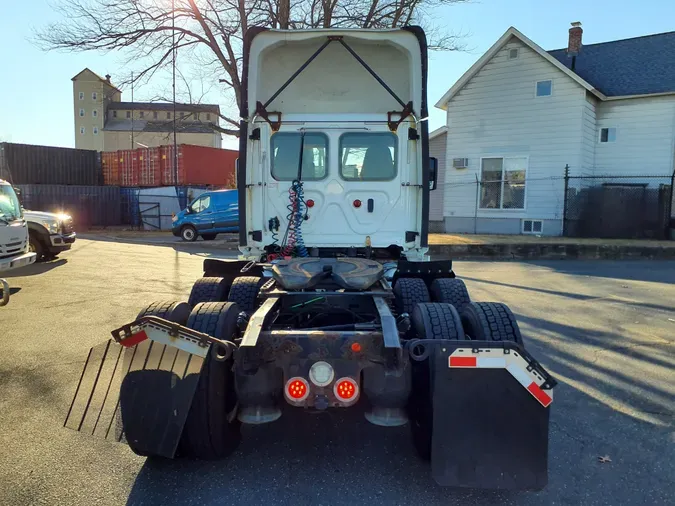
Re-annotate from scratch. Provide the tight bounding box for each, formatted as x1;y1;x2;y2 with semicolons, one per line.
0;185;22;222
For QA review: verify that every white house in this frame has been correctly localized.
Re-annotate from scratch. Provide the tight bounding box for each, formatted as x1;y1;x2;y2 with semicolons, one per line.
432;23;675;236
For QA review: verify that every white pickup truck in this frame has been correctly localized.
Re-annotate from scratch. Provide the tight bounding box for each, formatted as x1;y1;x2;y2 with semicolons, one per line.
0;179;36;305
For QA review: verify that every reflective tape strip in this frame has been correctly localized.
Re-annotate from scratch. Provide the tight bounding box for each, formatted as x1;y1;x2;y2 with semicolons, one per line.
119;330;148;348
527;382;552;408
506;363;531;387
449;356;476;367
477;357;507;368
448;348;553;407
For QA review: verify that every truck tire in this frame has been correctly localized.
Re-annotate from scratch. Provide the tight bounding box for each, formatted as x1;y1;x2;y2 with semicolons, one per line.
393;278;430;316
28;233;45;262
179;302;241;459
409;303;467;461
201;233;217;241
181;225;197;242
136;300;191;325
188;277;229;306
429;278;471;309
227;276;264;313
121;300;193;456
459;302;523;345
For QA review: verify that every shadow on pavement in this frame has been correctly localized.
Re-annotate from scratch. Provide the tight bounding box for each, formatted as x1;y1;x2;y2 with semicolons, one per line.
3;258;67;278
461;274;675;314
126;408;514;506
526;260;675;284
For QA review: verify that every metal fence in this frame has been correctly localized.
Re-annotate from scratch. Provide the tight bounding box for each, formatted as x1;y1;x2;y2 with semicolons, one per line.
563;172;674;239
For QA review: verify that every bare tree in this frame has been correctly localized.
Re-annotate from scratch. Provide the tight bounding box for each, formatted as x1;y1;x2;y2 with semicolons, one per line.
36;0;469;137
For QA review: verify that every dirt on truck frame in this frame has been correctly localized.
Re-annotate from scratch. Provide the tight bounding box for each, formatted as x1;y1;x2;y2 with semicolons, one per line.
65;26;556;490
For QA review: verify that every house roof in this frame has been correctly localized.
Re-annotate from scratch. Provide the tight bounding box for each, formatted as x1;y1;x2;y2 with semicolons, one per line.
71;68;121;93
548;31;675;97
108;102;220;114
429;126;448;140
103;119;216;134
435;27;604;110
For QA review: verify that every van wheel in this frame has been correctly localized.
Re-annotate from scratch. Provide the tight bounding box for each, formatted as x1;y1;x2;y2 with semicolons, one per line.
181;225;197;242
202;234;217;241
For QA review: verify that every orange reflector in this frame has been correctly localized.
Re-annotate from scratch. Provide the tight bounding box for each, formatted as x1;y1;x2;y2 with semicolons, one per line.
334;378;358;402
285;377;309;402
350;342;362;353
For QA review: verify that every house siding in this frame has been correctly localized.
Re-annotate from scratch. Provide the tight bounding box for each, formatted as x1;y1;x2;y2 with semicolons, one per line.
581;94;597;177
443;37;586;236
595;95;675;180
429;131;447;228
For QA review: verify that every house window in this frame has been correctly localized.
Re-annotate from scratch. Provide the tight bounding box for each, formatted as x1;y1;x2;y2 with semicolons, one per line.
479;157;527;210
112;110;117;118
599;127;617;143
522;219;543;234
93;127;99;135
126;111;131;119
508;48;519;60
79;92;84;100
92;92;97;100
535;80;553;97
153;111;158;119
80;127;85;135
206;113;211;121
92;109;98;118
140;111;145;119
79;108;85;117
167;112;171;119
180;112;185;119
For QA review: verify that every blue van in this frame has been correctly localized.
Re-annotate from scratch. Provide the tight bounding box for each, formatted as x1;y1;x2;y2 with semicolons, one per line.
172;189;238;241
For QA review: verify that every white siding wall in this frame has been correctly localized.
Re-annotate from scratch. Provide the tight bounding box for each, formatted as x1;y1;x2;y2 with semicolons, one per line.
429;131;447;222
444;37;587;230
595;96;675;179
581;94;597;177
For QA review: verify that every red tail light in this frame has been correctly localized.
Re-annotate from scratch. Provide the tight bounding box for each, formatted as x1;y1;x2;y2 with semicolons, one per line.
306;199;315;208
334;378;359;403
353;199;362;208
285;377;309;402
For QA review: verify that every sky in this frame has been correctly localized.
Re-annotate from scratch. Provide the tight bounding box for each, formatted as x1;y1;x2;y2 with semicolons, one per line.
0;0;673;151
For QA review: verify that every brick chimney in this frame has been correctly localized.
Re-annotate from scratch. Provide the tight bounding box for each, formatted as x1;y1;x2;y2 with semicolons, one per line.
567;22;583;55
105;74;111;82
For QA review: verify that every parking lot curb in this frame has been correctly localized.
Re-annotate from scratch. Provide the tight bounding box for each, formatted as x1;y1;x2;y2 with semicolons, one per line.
430;243;675;260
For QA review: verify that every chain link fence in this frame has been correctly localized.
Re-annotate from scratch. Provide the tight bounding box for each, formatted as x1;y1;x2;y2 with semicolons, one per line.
563;173;674;239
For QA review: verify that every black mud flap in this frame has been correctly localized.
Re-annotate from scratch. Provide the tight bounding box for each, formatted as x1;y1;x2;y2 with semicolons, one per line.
430;341;553;490
64;339;205;458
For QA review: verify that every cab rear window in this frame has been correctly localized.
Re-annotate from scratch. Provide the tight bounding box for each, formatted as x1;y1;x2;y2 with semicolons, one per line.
339;133;397;181
271;133;328;181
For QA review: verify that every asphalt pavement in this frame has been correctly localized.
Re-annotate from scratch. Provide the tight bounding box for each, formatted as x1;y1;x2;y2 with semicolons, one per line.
0;239;673;505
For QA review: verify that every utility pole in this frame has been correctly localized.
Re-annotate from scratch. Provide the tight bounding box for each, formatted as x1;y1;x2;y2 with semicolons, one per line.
131;71;134;149
172;0;178;187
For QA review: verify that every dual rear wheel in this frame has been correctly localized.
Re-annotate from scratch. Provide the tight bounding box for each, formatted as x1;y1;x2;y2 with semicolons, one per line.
394;277;524;461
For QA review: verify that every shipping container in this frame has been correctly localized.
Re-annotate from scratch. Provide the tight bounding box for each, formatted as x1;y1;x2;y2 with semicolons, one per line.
0;142;102;186
120;187;141;226
160;145;237;187
101;152;120;186
16;184;121;227
119;150;137;187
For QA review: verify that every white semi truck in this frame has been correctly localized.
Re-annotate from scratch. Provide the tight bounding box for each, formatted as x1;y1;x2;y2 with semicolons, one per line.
65;27;555;490
0;179;36;305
